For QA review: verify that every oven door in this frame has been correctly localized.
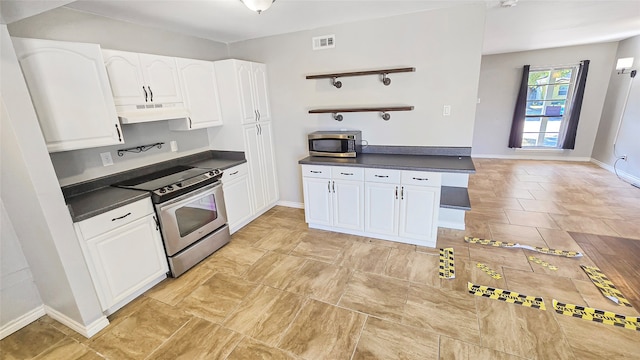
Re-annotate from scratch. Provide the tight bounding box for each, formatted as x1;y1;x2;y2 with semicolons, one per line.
155;181;227;256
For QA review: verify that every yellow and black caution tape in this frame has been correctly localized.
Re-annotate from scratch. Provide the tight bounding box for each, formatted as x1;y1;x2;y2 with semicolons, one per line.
580;265;632;307
476;263;502;279
464;236;582;258
528;256;558;271
468;282;546;310
439;248;455;279
552;299;639;331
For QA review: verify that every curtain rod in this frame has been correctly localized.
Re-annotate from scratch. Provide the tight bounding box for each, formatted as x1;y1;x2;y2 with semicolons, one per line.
530;61;583;70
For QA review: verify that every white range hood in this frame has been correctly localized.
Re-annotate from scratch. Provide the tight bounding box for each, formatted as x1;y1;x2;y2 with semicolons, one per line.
117;104;190;124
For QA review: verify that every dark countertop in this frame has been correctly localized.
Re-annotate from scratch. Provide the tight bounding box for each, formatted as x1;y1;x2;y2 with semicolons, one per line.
298;153;475;173
63;150;246;223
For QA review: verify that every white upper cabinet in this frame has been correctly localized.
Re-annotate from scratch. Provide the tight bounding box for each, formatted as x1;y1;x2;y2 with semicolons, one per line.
12;37;124;153
102;49;182;106
216;59;271;124
169;58;223;130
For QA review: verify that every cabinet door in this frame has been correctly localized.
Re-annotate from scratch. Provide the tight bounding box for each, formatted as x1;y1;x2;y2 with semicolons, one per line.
251;63;271;122
365;183;399;236
85;215;168;310
303;178;332;226
332;180;364;231
139;54;182;104
236;61;258;124
102;49;146;106
257;122;278;206
243;124;266;213
13;38;123;153
176;58;222;129
398;185;439;242
223;174;253;234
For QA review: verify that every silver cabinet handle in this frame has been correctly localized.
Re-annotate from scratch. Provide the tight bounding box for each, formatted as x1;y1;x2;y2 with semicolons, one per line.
401;187;404;200
375;175;389;178
395;186;398;199
332;181;335;193
327;181;331;193
310;170;322;174
412;177;429;181
143;86;148;102
254;110;258;121
115;124;122;142
112;212;131;221
340;172;354;176
188;117;193;129
147;86;153;102
257;109;261;121
229;171;239;176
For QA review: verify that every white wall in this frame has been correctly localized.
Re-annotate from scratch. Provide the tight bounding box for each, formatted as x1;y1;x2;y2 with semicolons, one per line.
0;199;43;334
221;4;486;205
592;35;640;182
1;25;104;331
472;42;618;160
8;7;230;185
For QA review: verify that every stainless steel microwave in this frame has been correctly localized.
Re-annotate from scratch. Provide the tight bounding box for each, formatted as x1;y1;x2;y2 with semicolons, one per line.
308;130;362;158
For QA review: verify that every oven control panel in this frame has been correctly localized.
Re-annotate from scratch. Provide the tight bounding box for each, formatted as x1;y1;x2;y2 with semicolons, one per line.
153;169;223;198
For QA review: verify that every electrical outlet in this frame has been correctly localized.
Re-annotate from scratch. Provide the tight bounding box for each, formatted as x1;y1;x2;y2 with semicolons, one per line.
100;152;113;166
443;105;451;116
170;140;178;152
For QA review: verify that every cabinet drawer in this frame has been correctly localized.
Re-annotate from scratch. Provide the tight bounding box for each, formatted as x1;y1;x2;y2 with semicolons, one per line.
401;171;441;187
77;198;154;239
332;167;364;181
302;165;331;179
222;163;248;182
365;168;400;184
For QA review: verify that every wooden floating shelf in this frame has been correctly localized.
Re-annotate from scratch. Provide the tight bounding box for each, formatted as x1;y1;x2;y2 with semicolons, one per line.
309;106;414;121
306;67;415;87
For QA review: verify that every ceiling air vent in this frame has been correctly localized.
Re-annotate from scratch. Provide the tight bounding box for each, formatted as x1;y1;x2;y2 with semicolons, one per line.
312;34;335;50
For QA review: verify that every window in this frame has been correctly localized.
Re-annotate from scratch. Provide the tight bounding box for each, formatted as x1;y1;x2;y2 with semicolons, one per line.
522;66;577;148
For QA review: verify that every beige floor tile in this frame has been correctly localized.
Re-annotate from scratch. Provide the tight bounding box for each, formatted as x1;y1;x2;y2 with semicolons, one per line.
476;296;575;360
353;317;439;360
536;228;585;253
524;251;595;280
0;318;66;360
178;273;256;323
608;205;640;221
146;263;214;306
253;228;303;253
603;219;640;240
336;241;390;274
553;313;640;360
489;223;549;246
503;267;584;305
561;203;624;220
464;217;492;239
224;285;306;346
88;299;191;360
438;336;528;360
290;232;349;262
517;198;569;214
339;272;409;321
505;209;561;229
469;259;509;290
494;188;535;200
384;249;439;287
201;242;266;276
244;251;307;289
278;299;366;360
147;317;243;360
417;228;470;258
572;279;640;316
469;246;532;272
550;214;620;236
284;260;352;304
402;283;480;344
471;197;525;211
465;209;510;225
440;256;473;292
227;337;299;360
32;338;101;360
361;237;417;251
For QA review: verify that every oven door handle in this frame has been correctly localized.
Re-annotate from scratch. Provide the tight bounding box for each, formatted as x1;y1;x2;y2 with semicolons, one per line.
156;181;222;211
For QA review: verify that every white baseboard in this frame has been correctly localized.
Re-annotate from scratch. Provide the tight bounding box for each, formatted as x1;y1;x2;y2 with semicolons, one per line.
472;153;592;161
276;200;304;209
590;158;640;185
44;305;109;339
0;305;46;340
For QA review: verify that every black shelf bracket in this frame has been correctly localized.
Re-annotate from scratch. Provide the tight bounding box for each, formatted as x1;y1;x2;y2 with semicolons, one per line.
117;142;164;157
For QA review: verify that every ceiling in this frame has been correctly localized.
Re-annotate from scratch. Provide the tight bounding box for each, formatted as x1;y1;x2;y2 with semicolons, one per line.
2;0;640;54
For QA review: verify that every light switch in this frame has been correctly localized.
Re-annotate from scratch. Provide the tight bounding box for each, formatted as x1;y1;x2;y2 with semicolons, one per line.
443;105;451;116
100;152;113;166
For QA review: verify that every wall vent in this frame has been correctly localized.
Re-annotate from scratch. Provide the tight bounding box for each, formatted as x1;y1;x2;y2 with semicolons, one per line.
312;34;335;50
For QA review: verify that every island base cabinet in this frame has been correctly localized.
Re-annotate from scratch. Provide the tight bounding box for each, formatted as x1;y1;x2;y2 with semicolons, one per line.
398;185;439;242
365;183;399;236
333;180;364;231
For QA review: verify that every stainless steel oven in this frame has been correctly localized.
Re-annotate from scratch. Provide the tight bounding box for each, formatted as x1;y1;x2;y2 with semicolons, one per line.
114;165;230;277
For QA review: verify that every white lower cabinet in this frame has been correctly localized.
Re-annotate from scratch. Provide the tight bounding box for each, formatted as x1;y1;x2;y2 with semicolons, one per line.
221;163;254;234
75;198;168;315
302;165;440;247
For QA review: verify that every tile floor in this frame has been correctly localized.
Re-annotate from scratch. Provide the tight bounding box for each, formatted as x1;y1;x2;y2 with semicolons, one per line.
2;159;640;359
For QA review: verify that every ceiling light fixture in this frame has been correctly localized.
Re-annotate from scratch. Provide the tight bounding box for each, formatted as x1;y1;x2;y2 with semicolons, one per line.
240;0;275;14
